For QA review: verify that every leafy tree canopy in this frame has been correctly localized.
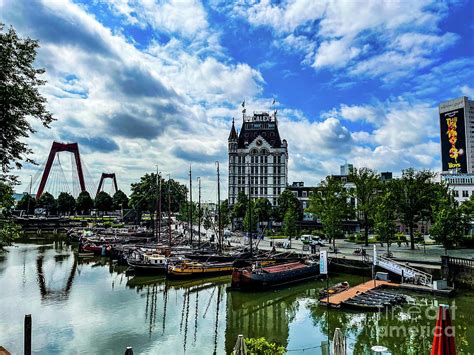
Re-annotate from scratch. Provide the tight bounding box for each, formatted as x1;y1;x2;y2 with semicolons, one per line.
276;189;303;221
16;193;36;214
112;190;129;210
95;191;113;212
37;192;57;214
76;191;94;214
57;192;75;215
0;24;54;183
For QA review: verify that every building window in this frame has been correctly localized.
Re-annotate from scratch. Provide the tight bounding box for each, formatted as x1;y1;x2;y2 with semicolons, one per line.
453;190;459;197
463;190;469;197
302;191;307;198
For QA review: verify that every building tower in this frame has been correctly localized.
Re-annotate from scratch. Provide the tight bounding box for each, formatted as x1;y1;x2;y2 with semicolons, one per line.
228;111;288;206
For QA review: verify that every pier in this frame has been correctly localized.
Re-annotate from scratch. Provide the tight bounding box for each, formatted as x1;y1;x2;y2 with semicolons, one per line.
319;280;398;308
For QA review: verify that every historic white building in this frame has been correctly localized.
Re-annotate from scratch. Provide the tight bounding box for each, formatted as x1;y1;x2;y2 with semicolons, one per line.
228;111;288;206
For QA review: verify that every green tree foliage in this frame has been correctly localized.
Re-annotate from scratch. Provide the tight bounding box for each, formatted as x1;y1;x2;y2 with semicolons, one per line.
112;190;129;210
391;168;436;250
254;197;272;223
374;186;397;254
243;200;258;233
283;207;298;240
244;337;285;355
178;201;198;223
129;173;187;215
307;177;351;248
37;192;57;215
350;167;381;246
0;182;15;211
430;185;468;253
232;191;248;219
276;189;303;221
219;199;231;227
76;191;94;214
95;191;113;213
203;207;213;231
57;192;76;215
0;24;54;183
0;182;21;250
16;194;36;214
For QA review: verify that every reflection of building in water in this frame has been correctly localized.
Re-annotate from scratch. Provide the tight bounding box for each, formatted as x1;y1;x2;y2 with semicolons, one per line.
225;290;300;353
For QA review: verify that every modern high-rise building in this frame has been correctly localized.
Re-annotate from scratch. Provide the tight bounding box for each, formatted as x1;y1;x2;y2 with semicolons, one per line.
439;96;474;204
228;111;288;206
439;96;474;173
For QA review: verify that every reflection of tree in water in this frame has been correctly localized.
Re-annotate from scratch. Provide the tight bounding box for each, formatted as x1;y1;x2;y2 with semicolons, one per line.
36;254;77;302
224;286;308;354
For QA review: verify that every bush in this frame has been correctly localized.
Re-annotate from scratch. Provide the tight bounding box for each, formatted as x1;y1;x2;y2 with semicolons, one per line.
244;337;285;355
347;234;356;242
102;221;112;228
395;232;407;242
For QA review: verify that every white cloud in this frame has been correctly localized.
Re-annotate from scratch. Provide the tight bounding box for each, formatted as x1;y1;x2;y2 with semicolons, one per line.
461;85;474;98
230;0;457;80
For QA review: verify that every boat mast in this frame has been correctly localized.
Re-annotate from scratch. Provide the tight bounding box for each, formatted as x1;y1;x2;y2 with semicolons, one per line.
247;162;252;256
168;174;172;247
157;166;161;244
197;177;201;249
189;165;193;246
216;161;222;253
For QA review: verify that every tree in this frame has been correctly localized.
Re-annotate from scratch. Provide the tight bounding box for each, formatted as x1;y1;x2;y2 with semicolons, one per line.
283;207;298;245
129;173;187;217
37;192;57;215
220;199;231;228
350;167;380;246
391;168;436;250
307;177;351;249
0;24;54;183
16;194;36;214
243;200;258;233
374;186;397;255
232;191;248;219
0;182;15;212
254;198;272;223
57;192;76;215
276;189;303;221
76;191;94;214
0;181;21;250
112;190;128;210
95;191;113;213
244;337;285;355
430;185;468;253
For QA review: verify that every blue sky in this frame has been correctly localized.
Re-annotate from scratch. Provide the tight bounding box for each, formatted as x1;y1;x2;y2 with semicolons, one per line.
2;0;474;200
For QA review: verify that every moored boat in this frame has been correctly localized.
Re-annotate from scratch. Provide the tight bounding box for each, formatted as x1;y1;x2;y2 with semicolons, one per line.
128;253;168;274
319;281;350;299
167;261;234;278
231;260;320;290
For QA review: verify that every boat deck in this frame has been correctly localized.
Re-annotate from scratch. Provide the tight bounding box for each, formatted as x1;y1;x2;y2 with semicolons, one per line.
319;280;399;307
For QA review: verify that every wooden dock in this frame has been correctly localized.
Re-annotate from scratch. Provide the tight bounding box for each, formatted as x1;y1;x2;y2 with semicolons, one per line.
319;280;399;308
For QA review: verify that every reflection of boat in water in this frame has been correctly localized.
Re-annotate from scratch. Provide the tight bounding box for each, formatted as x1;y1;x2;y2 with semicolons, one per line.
126;275;167;288
167;261;234;278
231;260;320;290
319;281;350;299
128;254;168;274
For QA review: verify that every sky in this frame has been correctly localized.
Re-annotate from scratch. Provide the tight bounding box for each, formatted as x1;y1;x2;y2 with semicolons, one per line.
2;0;474;201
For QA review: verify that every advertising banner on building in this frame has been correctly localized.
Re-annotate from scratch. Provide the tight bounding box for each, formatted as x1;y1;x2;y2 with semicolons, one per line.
320;250;328;275
440;108;467;173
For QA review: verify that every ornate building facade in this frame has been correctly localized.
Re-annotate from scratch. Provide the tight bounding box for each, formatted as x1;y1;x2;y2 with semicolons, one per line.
228;111;288;206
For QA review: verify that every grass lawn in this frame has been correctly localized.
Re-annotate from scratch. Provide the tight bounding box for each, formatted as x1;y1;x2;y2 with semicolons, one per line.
267;235;288;239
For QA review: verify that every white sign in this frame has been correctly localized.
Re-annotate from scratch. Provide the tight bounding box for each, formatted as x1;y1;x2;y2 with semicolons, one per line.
320;250;328;275
373;245;377;266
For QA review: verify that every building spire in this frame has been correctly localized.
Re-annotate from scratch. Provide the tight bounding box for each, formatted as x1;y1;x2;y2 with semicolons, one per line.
228;117;238;140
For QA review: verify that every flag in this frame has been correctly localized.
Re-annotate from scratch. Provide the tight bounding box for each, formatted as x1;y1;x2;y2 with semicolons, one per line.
241;100;245;108
272;98;275;105
242;108;247;114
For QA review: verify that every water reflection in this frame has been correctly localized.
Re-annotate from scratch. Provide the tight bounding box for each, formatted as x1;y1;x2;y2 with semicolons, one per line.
0;244;473;354
36;254;77;302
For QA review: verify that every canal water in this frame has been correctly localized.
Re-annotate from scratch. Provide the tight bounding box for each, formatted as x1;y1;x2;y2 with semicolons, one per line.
0;243;473;354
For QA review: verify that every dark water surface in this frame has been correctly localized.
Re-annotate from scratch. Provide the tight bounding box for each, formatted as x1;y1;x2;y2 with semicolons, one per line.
0;243;473;354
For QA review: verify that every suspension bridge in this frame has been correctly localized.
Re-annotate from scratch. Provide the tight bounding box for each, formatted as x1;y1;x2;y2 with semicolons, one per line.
28;141;119;198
